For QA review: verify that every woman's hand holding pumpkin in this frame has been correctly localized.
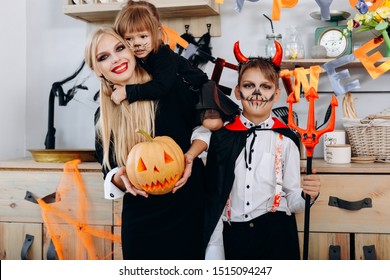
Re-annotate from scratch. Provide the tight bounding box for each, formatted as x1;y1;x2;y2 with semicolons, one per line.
112;167;148;197
172;152;194;193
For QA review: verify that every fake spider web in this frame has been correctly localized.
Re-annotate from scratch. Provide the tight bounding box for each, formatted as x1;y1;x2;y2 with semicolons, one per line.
34;160;120;260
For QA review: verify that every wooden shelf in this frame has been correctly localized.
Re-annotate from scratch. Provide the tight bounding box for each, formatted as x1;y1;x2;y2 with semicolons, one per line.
63;0;220;22
281;58;390;70
301;159;390;174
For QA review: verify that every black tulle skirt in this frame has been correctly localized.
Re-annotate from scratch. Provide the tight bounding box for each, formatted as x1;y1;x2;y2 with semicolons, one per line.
121;158;205;260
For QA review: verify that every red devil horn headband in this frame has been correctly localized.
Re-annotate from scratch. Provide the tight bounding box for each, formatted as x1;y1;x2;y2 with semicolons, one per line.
233;40;283;67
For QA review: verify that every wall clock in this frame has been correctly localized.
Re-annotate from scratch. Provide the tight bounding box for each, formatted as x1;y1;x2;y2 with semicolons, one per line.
315;25;352;58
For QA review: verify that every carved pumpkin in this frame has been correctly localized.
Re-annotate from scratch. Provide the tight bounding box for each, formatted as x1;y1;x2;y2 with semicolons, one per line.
126;130;185;195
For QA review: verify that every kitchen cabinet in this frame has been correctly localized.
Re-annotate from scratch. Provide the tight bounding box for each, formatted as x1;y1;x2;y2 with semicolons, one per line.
63;0;221;37
297;159;390;260
0;159;114;260
2;158;389;259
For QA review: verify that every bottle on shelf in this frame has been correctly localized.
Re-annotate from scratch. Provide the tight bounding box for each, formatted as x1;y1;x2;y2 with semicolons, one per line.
265;33;282;57
284;25;305;59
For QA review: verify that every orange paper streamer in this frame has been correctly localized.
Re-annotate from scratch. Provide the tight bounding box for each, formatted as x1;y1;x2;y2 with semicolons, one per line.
280;65;323;102
295;66;323;97
35;160;121;260
162;24;189;51
354;36;390;79
280;69;295;96
272;0;299;20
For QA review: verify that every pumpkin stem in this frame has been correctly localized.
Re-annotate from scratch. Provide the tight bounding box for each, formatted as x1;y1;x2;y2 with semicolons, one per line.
136;129;154;142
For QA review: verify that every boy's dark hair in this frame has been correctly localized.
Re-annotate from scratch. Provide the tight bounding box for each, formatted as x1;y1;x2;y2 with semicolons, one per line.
237;57;280;87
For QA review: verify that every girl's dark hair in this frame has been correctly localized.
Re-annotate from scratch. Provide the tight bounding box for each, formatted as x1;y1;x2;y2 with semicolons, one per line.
114;3;162;53
124;0;161;23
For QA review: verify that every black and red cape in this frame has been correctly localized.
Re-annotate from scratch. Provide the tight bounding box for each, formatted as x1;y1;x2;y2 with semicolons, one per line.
203;116;300;248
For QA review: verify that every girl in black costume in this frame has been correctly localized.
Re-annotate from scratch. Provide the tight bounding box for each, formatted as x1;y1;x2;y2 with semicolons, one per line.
111;0;239;131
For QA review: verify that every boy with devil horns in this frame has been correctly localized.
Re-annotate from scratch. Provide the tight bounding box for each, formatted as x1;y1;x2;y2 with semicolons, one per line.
203;41;321;260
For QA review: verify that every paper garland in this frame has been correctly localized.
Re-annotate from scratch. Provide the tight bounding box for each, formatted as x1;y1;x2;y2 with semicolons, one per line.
354;36;390;79
315;0;333;20
163;1;390;93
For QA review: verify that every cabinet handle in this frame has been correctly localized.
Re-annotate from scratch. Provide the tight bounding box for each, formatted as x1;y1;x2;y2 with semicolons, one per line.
24;190;57;204
328;196;372;210
21;234;34;260
46;239;58;260
329;245;341;260
363;245;377;260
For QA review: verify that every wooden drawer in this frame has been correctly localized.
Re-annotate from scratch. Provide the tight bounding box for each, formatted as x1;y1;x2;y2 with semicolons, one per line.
298;232;350;260
0;171;112;225
297;232;390;260
0;222;43;260
355;233;390;260
296;174;390;234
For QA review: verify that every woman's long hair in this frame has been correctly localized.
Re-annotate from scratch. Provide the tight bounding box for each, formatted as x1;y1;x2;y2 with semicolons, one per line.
85;25;156;169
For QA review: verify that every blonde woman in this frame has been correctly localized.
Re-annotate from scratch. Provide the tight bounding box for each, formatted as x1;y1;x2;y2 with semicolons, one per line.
85;26;209;259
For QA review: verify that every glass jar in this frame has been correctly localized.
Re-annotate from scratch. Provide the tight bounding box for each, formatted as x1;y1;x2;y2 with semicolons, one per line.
265;33;282;57
284;26;305;59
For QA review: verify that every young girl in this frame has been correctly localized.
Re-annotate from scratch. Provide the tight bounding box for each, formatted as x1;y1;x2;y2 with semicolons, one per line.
111;0;239;131
204;50;321;260
85;25;210;260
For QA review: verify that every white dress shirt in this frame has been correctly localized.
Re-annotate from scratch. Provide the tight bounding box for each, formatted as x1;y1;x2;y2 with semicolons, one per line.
205;114;305;259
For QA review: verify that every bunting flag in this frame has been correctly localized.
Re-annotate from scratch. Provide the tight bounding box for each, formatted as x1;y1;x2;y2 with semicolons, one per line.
322;54;361;95
272;0;299;20
235;0;260;13
354;36;390;79
315;0;333;20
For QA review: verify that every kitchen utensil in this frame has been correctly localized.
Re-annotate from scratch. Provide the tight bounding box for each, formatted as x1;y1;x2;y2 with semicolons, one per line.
272;106;298;125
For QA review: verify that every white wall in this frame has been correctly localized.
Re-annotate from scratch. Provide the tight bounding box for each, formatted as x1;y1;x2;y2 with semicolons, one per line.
0;0;26;160
25;0;99;154
1;0;389;160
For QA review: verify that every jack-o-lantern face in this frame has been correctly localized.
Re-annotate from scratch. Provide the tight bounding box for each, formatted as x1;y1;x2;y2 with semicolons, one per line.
126;131;185;195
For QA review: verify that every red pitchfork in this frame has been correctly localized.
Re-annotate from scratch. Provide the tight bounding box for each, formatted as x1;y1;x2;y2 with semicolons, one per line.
287;86;338;260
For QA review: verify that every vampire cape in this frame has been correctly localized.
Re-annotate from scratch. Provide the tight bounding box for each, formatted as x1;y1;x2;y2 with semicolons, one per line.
203;116;300;248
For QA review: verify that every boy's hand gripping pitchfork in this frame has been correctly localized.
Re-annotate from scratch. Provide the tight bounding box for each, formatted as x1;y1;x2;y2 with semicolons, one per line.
287;87;338;260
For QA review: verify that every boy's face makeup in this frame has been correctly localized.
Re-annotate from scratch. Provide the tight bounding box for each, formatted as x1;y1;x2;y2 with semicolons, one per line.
235;67;280;124
124;31;153;59
95;33;137;86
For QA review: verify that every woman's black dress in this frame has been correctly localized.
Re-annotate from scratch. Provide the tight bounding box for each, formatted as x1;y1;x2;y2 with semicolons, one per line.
95;49;206;259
